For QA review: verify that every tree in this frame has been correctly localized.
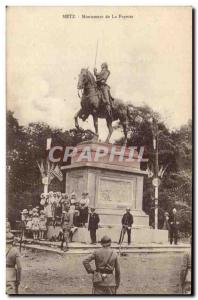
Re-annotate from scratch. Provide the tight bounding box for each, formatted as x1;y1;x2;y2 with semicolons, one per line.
6;110;96;227
116;105;192;232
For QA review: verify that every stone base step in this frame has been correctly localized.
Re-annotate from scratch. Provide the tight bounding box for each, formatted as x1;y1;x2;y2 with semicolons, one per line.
46;226;169;244
17;241;190;255
72;227;168;244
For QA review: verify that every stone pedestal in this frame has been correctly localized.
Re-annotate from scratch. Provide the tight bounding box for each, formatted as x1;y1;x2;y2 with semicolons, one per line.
61;142;168;244
61;142;148;226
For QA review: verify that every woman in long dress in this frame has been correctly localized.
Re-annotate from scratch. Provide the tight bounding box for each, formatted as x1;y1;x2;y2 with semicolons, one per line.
79;192;89;227
32;211;40;240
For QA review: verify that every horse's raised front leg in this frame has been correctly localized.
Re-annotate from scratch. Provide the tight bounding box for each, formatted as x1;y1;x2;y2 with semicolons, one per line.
74;109;81;129
75;109;89;128
105;119;113;143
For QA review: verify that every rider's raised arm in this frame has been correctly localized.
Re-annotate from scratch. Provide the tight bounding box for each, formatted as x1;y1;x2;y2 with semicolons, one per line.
95;69;110;82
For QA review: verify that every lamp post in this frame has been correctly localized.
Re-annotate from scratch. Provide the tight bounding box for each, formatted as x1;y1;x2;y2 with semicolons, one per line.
42;176;49;194
37;138;52;194
152;118;160;230
43;137;52;193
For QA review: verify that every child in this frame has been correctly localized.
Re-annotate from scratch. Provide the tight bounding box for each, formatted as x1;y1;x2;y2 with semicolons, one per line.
61;193;70;212
39;211;47;240
32;211;39;240
44;194;53;226
40;193;46;206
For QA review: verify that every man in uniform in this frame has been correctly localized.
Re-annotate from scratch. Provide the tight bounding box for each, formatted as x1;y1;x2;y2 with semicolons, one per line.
94;62;112;119
119;208;133;245
83;235;120;294
169;207;179;245
6;232;22;294
61;207;72;251
88;207;100;244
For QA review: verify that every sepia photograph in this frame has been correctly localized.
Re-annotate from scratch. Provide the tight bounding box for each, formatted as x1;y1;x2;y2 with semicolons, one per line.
6;6;192;295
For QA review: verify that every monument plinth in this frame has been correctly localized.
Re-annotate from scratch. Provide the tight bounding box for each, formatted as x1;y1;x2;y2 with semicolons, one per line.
61;142;168;243
62;142;148;226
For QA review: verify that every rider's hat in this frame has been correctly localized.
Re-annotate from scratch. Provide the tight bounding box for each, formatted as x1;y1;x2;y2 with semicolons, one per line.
101;62;108;69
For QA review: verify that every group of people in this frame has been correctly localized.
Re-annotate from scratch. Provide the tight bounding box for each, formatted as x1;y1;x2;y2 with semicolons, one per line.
19;203;182;247
20;190;91;240
19;200;134;247
20;207;47;240
88;207;134;246
40;190;90;227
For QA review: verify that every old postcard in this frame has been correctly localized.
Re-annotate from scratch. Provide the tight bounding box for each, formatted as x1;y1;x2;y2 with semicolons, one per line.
6;6;192;295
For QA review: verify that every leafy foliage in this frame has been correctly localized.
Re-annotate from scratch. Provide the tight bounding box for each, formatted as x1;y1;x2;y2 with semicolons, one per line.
6;111;94;227
117;105;192;232
7;108;192;233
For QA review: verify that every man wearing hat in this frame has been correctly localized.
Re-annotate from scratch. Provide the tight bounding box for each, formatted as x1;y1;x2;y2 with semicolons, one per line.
88;208;100;244
169;207;179;245
6;232;22;294
83;235;120;294
119;208;133;245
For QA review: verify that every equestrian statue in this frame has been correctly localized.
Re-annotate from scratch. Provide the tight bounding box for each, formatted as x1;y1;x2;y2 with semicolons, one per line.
75;62;142;144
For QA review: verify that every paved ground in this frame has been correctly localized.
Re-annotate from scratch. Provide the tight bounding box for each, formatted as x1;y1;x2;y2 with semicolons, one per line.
18;248;185;295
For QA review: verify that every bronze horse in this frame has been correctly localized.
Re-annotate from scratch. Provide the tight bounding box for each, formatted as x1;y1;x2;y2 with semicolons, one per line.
75;68;137;143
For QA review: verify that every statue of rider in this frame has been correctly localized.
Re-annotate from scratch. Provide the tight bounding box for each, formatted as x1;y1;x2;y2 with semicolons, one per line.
94;62;112;119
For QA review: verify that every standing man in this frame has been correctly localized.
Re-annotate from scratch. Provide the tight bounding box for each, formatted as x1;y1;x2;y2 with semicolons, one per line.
6;232;22;294
83;235;120;294
169;207;179;245
94;62;112;119
88;207;100;244
119;208;133;245
61;207;72;251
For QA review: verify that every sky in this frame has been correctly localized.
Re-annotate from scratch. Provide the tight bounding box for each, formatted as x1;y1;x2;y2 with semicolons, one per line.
6;6;192;142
